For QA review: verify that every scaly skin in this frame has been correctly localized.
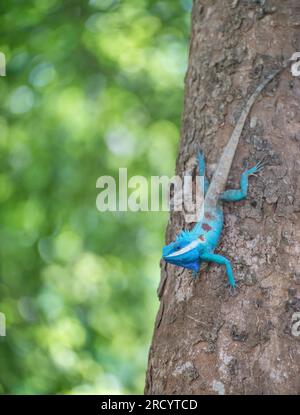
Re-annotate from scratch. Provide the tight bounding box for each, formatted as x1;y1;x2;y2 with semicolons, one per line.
162;65;285;288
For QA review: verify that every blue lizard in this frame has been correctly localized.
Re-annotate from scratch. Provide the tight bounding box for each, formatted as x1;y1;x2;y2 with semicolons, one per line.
162;154;264;288
162;66;285;288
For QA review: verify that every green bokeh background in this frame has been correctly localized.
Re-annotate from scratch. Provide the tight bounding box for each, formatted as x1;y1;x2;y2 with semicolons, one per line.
0;0;191;394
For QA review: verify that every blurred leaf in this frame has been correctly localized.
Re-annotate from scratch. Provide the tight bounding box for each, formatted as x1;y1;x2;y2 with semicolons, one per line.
0;0;190;394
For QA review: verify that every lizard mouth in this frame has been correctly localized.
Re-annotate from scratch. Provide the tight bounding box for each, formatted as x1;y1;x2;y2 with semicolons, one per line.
163;239;200;259
163;239;200;262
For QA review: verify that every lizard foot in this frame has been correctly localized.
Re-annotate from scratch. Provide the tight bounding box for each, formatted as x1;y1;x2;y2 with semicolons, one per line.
192;270;198;279
229;284;237;295
248;157;268;176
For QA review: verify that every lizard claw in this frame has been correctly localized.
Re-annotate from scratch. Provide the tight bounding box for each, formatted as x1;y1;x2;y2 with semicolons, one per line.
192;270;198;279
229;281;239;295
248;157;268;176
255;156;268;171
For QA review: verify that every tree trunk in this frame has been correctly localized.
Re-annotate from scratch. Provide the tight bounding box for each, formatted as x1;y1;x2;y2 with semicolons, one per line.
145;0;300;395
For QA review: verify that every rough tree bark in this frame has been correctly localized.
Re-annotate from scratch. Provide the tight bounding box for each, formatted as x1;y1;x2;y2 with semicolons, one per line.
145;0;300;395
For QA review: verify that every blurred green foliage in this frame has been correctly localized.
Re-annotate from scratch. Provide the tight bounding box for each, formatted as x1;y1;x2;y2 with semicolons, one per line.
0;0;191;394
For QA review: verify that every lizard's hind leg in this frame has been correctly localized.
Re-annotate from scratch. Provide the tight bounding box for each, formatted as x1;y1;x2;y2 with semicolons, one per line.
197;152;209;194
219;161;264;202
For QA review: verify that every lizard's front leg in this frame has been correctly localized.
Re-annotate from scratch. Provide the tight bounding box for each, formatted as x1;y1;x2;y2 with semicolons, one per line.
219;161;264;202
200;252;236;288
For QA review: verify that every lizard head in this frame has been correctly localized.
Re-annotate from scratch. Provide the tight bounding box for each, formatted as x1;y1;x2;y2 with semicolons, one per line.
162;230;205;272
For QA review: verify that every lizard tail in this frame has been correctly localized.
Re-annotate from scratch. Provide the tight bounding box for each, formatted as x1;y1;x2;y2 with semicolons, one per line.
204;64;285;208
